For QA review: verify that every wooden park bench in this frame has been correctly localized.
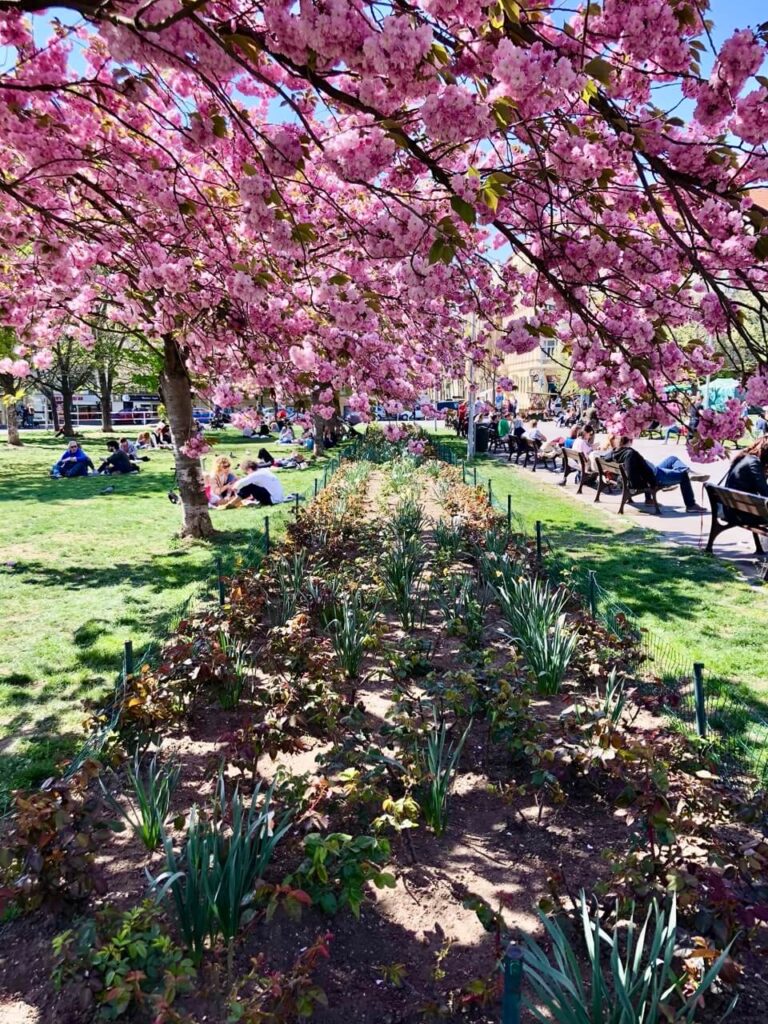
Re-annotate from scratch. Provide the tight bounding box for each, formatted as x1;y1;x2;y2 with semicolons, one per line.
560;448;588;492
704;484;768;556
593;456;677;515
508;434;537;469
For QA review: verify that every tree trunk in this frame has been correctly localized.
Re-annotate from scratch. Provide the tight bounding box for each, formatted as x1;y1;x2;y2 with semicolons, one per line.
47;393;60;432
313;411;326;456
161;335;215;539
60;383;75;436
5;401;21;446
98;369;114;432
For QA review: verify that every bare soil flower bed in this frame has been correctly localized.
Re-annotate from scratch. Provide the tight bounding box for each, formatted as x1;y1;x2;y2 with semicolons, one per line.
1;449;767;1024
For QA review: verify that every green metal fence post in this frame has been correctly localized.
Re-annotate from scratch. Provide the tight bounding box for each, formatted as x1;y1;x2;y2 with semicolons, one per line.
535;520;543;562
264;516;270;556
693;662;707;738
473;466;478;487
502;944;523;1024
488;479;493;505
462;461;466;484
216;555;226;607
507;493;512;530
314;478;319;498
587;569;597;618
323;467;328;488
123;640;134;680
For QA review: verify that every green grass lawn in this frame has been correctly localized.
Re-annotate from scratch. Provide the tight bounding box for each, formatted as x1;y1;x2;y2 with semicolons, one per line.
0;429;322;803
433;433;768;709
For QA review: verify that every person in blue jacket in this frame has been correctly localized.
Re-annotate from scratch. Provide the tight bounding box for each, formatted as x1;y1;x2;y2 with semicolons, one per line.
52;440;95;478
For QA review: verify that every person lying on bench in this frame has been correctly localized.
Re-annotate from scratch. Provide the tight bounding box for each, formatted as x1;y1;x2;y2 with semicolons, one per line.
601;435;705;513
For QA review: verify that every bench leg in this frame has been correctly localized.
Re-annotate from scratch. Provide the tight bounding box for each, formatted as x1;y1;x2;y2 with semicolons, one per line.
754;533;764;555
705;518;728;553
594;472;603;503
618;485;628;515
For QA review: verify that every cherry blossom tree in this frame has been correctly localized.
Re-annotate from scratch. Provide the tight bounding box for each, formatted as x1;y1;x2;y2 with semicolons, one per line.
1;0;768;476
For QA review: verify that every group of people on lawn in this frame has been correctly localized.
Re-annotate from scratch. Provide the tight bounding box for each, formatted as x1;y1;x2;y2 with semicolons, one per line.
51;436;297;509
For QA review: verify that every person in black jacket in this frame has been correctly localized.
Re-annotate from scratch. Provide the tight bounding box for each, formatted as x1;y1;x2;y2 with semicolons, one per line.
98;440;139;475
722;438;768;537
602;436;705;512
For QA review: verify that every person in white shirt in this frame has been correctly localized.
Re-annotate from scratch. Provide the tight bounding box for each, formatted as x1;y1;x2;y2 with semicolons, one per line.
572;427;595;456
524;420;547;445
230;461;285;506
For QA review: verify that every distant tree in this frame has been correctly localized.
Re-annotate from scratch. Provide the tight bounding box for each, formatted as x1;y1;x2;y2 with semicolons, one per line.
0;327;24;446
90;318;134;432
29;340;94;436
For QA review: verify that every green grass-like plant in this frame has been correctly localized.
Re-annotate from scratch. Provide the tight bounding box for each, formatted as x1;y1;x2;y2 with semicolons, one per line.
521;614;580;695
435;575;487;649
217;630;249;710
150;776;293;966
523;893;735;1024
380;535;426;631
433;518;465;557
101;750;180;851
272;550;309;625
387;496;424;542
327;592;379;679
414;712;471;836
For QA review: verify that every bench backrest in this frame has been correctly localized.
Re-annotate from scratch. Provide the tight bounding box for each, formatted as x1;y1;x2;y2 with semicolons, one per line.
594;456;619;476
563;449;585;468
706;484;768;520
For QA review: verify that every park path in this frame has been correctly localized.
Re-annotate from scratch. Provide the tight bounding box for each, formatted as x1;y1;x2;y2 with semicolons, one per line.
491;426;765;580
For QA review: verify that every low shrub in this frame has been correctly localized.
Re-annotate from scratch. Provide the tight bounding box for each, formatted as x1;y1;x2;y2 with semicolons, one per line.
288;832;395;917
0;761;110;913
52;900;194;1020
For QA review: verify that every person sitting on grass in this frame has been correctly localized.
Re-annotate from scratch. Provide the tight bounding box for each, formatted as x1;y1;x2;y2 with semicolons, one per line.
98;439;139;475
151;420;172;448
601;435;706;512
205;455;238;506
136;431;153;449
221;460;285;508
51;440;95;478
278;423;295;444
119;436;138;458
255;447;275;467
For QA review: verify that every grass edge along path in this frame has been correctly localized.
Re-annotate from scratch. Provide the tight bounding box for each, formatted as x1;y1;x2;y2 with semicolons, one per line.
432;436;768;772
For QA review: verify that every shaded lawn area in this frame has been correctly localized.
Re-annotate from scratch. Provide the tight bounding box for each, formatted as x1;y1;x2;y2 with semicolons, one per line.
0;429;322;803
433;433;768;708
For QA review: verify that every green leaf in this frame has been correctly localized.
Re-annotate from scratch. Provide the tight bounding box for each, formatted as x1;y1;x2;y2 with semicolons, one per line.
291;222;319;245
211;114;228;139
583;57;613;86
755;235;768;261
450;196;476;225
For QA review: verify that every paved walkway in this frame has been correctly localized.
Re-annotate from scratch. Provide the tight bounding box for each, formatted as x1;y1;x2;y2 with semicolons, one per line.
493;425;766;580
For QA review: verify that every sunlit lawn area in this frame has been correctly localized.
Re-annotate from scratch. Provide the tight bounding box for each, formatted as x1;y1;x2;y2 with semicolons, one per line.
0;428;321;804
433;432;768;708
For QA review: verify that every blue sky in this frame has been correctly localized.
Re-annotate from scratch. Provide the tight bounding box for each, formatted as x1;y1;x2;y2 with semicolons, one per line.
3;0;765;89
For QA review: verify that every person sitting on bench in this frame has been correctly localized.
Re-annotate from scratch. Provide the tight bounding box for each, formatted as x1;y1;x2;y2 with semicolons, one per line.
721;438;768;548
572;426;594;455
52;440;95;478
601;436;705;512
98;439;139;474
